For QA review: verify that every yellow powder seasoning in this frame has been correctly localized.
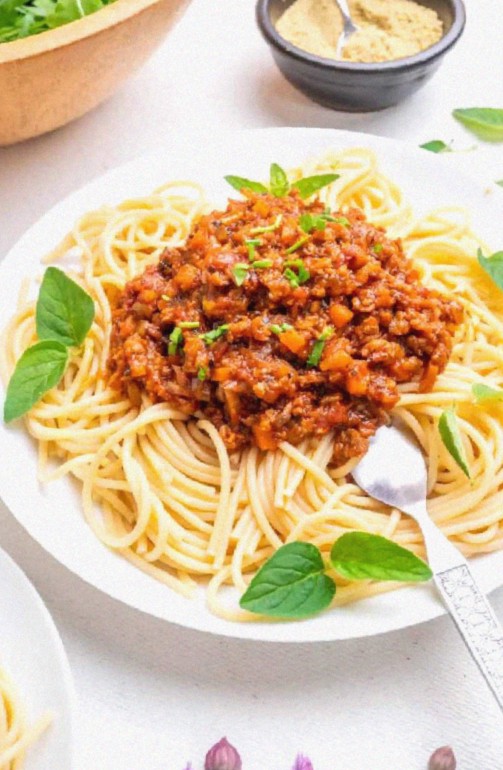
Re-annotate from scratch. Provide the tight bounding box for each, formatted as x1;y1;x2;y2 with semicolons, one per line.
275;0;444;64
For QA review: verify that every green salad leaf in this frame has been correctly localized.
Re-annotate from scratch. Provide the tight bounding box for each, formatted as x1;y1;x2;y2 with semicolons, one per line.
0;0;116;43
453;108;503;142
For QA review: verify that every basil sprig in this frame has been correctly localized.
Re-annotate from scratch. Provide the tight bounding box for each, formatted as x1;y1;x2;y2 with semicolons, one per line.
225;164;339;200
477;248;503;290
240;533;432;619
438;409;471;478
4;267;95;423
453;108;503;142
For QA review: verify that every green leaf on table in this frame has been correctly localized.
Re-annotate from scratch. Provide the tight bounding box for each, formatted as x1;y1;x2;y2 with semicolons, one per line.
4;340;68;422
269;163;290;197
438;409;471;478
36;267;95;347
330;532;432;582
453;108;503;142
224;176;268;195
292;173;339;200
420;140;452;154
477;248;503;290
239;542;336;619
495;180;503;187
472;383;503;403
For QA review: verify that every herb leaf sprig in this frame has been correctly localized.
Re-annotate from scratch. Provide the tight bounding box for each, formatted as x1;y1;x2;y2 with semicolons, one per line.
225;164;339;200
4;267;95;422
438;409;471;478
240;533;432;619
453;108;503;142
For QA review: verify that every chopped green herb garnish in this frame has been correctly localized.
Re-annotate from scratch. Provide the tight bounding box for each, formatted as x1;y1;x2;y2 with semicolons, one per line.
285;236;310;255
246;239;262;260
250;214;283;234
284;259;310;287
373;243;383;254
168;326;183;356
197;367;208;381
333;216;350;226
200;325;229;345
178;321;200;329
298;212;347;234
307;327;335;368
251;259;273;269
270;323;294;335
232;263;250;286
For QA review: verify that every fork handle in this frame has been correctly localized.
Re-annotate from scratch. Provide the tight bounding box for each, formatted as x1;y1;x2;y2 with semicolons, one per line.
419;515;503;711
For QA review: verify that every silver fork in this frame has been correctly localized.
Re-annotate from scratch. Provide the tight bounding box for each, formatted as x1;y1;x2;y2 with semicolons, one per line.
353;421;503;711
335;0;359;59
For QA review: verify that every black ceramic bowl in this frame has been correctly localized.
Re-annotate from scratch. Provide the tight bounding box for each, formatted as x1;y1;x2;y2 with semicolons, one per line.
256;0;466;112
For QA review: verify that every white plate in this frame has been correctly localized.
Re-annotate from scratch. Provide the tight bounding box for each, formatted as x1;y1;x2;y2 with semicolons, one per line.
1;127;503;643
0;546;74;769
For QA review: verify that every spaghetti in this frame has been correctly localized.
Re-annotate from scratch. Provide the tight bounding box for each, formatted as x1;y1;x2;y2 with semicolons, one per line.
0;666;51;769
2;148;503;622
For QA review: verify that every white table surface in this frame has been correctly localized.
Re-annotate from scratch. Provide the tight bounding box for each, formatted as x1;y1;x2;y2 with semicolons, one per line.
1;1;503;767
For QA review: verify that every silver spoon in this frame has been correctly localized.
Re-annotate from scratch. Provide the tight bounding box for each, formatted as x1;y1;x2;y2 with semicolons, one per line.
335;0;359;58
353;421;503;711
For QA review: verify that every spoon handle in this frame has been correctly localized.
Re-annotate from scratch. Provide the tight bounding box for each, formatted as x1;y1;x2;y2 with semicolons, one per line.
419;515;503;711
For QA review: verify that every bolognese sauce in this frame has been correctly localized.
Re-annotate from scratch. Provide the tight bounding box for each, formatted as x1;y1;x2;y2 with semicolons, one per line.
108;190;462;464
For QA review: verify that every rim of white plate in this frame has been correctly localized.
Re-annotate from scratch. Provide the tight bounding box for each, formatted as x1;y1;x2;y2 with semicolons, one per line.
0;545;75;768
0;127;502;643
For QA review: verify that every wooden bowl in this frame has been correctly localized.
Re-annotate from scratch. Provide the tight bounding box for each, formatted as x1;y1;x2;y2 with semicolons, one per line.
0;0;191;145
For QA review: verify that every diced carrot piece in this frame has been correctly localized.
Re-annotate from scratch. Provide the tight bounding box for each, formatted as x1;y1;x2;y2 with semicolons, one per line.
320;349;353;372
253;199;269;217
252;424;277;451
329;303;354;328
346;362;370;396
213;367;233;382
279;329;306;355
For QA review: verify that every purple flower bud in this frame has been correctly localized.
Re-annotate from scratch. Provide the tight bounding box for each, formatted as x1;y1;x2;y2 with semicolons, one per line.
205;738;242;770
428;746;456;770
292;755;314;770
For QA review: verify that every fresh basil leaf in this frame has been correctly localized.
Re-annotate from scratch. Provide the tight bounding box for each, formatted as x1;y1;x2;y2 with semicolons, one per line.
438;409;471;478
496;180;503;188
472;383;503;403
453;108;503;142
330;533;432;582
292;173;339;200
477;248;503;290
420;140;452;153
269;163;290;197
224;176;268;195
232;263;250;286
4;341;68;423
36;267;95;347
240;542;336;619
